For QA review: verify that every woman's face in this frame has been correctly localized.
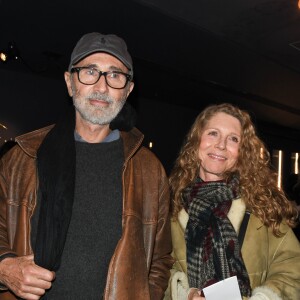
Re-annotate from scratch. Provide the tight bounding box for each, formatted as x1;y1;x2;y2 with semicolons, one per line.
198;112;241;181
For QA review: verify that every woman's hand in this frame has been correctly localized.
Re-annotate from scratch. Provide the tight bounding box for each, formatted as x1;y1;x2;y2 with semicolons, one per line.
188;288;205;300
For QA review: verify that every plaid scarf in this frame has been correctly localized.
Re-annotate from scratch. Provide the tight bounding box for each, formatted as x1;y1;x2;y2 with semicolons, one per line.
182;176;251;297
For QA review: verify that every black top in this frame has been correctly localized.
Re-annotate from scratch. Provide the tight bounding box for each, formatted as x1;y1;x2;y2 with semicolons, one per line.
47;138;124;299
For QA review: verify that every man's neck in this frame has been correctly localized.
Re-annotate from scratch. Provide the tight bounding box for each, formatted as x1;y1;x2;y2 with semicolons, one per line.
75;114;111;143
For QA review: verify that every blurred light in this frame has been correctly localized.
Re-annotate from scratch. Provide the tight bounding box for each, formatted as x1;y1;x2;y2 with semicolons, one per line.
0;41;49;73
149;142;153;149
0;42;20;63
0;52;7;62
298;0;300;9
295;153;299;174
0;123;7;130
277;150;282;189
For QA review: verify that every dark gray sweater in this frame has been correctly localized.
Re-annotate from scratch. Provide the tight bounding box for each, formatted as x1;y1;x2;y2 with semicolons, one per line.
47;138;124;299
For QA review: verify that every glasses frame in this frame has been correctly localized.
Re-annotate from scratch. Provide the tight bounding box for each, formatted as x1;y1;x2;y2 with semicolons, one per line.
70;67;132;89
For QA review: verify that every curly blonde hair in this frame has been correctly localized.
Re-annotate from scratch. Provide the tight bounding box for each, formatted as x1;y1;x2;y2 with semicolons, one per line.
169;103;298;236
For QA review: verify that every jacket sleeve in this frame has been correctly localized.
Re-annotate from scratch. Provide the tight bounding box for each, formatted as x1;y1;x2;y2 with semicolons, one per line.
163;213;191;300
148;167;174;300
261;226;300;299
0;154;18;291
164;269;192;300
0;155;17;258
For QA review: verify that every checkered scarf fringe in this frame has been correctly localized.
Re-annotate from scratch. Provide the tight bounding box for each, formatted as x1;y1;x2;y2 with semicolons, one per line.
182;176;251;297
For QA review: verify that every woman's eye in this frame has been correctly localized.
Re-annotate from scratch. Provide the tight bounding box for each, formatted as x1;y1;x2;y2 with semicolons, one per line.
208;131;218;136
229;136;239;143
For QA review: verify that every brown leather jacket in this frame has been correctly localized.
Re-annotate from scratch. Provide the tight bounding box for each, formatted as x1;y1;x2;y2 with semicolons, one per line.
0;125;173;300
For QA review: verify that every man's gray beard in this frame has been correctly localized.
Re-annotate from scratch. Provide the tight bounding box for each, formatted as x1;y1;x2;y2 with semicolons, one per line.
71;84;127;125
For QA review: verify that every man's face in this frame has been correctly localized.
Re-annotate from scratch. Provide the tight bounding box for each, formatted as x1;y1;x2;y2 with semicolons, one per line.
64;52;134;125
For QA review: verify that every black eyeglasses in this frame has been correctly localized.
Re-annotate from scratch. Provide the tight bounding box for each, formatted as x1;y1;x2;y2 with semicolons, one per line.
70;67;132;89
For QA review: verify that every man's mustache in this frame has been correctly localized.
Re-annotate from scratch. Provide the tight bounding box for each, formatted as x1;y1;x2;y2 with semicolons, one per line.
86;93;113;103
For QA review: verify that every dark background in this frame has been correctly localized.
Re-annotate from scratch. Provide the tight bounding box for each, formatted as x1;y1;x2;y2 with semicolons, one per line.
0;0;300;178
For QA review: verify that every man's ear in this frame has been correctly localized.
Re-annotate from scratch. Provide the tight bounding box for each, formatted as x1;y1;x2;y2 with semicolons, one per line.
64;72;73;97
126;81;134;98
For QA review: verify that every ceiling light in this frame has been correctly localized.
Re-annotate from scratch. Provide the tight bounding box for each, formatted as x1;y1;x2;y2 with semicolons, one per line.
0;41;62;73
0;42;20;63
0;52;8;62
0;123;7;130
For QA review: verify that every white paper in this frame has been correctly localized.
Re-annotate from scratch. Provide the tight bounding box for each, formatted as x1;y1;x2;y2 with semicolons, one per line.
202;276;242;300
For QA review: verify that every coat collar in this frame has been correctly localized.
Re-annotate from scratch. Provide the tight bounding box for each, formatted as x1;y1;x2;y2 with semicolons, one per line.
16;125;55;158
177;198;247;234
15;125;144;162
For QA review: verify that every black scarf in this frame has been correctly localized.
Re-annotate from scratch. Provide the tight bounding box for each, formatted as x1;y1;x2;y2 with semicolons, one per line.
35;106;76;271
182;176;251;297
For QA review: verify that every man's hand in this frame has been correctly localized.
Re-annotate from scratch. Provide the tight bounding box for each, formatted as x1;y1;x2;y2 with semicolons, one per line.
0;254;55;300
